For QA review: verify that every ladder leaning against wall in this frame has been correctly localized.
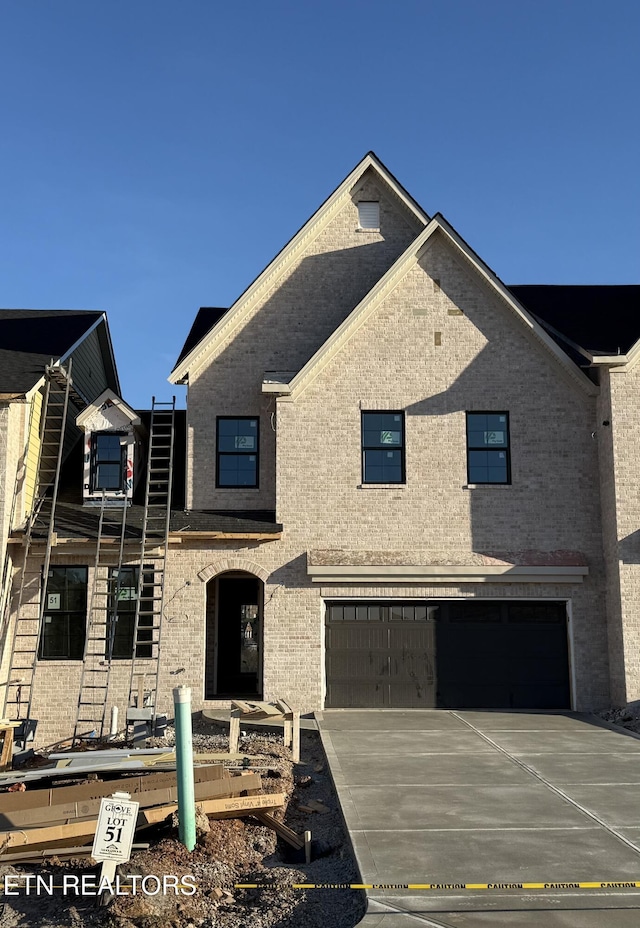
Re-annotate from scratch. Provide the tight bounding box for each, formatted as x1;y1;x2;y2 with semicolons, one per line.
72;491;129;743
126;398;176;734
2;361;84;723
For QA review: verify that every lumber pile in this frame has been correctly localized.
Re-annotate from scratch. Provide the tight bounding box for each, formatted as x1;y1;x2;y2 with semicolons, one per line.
0;761;295;864
229;700;300;763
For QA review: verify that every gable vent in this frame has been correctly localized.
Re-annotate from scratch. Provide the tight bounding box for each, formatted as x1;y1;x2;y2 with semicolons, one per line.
358;201;380;230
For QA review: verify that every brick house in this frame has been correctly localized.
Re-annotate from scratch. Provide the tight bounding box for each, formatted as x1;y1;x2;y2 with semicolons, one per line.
3;154;640;747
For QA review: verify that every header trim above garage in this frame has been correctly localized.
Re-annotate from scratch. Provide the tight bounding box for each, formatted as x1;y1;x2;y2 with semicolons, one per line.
307;564;589;584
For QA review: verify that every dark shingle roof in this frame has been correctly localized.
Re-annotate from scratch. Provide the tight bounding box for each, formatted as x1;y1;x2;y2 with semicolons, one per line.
32;504;282;540
509;286;640;356
0;310;104;393
174;307;229;368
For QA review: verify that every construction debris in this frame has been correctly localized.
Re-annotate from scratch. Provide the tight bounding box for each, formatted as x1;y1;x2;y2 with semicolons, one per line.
229;700;301;762
0;745;297;865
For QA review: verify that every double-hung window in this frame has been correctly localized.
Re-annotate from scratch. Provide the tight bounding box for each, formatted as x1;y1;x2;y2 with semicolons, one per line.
91;432;126;492
106;566;154;660
361;411;405;484
40;566;88;660
466;412;511;484
216;417;259;488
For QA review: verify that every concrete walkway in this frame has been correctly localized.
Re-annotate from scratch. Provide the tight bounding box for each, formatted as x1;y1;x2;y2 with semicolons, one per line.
316;709;640;927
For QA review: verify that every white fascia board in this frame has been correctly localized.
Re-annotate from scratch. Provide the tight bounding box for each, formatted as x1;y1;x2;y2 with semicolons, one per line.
589;337;640;372
168;154;430;385
307;564;589;584
76;389;140;428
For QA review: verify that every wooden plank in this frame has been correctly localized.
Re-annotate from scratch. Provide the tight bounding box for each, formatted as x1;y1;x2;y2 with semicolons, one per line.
0;844;150;864
254;811;304;849
231;700;253;714
140;792;285;826
0;765;225;813
229;710;240;754
2;820;99;849
275;699;293;715
1;790;282;850
1;773;261;830
292;711;301;764
0;729;13;772
0;755;244;783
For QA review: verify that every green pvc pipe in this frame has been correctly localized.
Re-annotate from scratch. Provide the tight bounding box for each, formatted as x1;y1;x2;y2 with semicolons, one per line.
173;685;196;851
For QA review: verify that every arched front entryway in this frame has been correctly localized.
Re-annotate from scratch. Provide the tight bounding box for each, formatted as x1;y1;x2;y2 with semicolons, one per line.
205;570;264;699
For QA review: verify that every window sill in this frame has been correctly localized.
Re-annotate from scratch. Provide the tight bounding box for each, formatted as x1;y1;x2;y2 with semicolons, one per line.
463;483;512;489
358;483;407;490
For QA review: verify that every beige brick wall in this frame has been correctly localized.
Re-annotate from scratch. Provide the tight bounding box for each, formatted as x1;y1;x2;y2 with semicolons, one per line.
187;169;422;511
598;362;640;703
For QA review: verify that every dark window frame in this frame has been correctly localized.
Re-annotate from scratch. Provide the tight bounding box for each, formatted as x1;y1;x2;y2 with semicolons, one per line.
216;417;260;489
90;431;127;493
361;410;406;485
465;411;511;485
106;565;155;660
39;565;88;661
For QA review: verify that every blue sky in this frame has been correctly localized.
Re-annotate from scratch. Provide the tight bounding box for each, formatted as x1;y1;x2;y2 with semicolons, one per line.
1;1;638;407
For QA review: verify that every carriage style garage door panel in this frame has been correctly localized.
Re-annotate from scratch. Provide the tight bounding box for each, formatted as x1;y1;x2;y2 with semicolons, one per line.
325;600;570;710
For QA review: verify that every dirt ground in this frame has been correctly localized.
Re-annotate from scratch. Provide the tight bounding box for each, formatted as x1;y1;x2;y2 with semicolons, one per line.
597;700;640;736
0;720;366;928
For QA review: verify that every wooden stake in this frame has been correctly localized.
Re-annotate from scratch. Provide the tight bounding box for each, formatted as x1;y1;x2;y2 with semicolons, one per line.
229;709;240;754
304;830;312;864
292;711;300;764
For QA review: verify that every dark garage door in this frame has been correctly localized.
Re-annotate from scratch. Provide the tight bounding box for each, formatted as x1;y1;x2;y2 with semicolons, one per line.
325;600;570;710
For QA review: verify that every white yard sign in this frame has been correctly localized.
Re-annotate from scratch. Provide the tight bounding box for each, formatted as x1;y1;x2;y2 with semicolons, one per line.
92;795;140;863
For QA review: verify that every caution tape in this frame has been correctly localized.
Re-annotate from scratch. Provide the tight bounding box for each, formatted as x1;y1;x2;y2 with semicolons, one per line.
236;880;640;891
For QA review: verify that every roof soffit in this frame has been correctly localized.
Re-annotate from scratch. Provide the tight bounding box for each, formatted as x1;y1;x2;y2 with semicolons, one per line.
169;153;430;384
285;217;599;400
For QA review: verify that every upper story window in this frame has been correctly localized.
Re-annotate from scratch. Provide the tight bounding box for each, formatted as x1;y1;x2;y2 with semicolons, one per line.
91;432;126;492
357;201;380;230
466;412;511;484
361;411;405;484
216;417;259;488
40;566;87;660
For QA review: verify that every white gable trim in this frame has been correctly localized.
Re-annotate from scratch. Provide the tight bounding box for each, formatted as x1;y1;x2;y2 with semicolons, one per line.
169;153;430;385
284;216;599;400
76;389;140;428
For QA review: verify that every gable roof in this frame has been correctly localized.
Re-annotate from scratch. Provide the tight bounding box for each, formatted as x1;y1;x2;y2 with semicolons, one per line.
266;215;599;400
174;307;229;368
75;389;140;428
0;310;116;396
508;285;640;358
169;152;430;384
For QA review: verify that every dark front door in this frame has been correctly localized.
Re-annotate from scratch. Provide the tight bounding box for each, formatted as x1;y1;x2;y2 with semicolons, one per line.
215;576;261;698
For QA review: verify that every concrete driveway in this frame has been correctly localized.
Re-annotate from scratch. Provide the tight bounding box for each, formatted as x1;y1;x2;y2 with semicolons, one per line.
316;710;640;927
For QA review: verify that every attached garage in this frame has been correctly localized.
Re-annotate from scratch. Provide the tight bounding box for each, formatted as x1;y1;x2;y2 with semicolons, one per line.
325;600;571;710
